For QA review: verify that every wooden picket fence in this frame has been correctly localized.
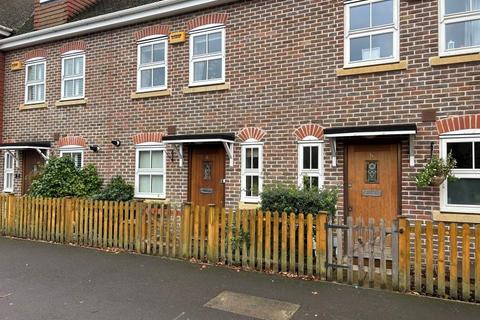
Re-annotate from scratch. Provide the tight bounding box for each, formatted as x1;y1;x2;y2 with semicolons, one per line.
0;194;479;303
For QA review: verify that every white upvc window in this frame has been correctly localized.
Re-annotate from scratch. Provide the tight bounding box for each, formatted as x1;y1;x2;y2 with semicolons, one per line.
61;51;85;100
344;0;400;68
137;37;168;92
60;146;84;168
3;152;14;193
298;138;324;190
440;134;480;214
189;24;225;86
25;59;46;104
241;141;263;203
135;144;166;199
439;0;480;56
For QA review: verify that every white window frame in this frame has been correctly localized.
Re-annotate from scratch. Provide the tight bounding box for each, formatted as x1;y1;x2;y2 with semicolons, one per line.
298;137;324;189
24;58;46;105
59;145;84;168
439;0;480;56
61;51;85;101
344;0;400;68
3;152;14;193
440;133;480;214
241;140;263;203
189;24;226;87
136;37;168;93
135;143;167;199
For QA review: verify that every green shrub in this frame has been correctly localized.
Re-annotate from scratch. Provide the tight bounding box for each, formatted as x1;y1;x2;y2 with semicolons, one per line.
28;156;102;198
260;184;339;215
93;176;134;202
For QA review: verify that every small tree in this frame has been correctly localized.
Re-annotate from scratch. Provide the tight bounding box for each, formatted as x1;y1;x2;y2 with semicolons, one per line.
93;176;134;202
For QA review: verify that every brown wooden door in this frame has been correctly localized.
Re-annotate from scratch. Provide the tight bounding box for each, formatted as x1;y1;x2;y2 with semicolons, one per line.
190;145;226;208
23;150;45;194
347;143;399;224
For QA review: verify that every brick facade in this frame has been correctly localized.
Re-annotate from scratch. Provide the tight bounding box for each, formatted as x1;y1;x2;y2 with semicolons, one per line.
1;0;480;218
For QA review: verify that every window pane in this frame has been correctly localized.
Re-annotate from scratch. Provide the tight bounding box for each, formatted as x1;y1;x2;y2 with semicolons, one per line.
73;153;82;168
252;148;259;169
311;176;320;189
64;59;74;76
139;175;150;193
207;58;222;80
252;176;259;197
193;35;207;55
141;45;152;64
37;64;45;81
311;146;319;170
447;142;473;169
139;151;150;169
372;0;393;27
476;142;480;169
445;0;470;14
27;86;36;102
350;35;370;62
27;65;35;81
36;84;44;101
303;146;311;170
151;151;163;169
64;80;74;97
151;175;164;194
141;69;152;88
246;148;252;169
153;43;165;62
208;32;222;53
372;32;394;58
6;173;12;189
152;67;165;87
445;20;480;50
350;3;370;30
74;57;83;75
448;178;480;205
74;79;83;97
194;61;207;81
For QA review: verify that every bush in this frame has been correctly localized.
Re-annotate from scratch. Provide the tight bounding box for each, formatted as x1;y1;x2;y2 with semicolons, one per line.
260;184;339;215
93;176;134;202
28;156;102;198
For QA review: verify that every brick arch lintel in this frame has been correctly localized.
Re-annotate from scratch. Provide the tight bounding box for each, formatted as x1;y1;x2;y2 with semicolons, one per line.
294;124;324;141
237;127;266;142
25;48;48;61
58;136;87;148
436;114;480;135
134;25;171;41
60;41;86;55
186;13;229;31
133;132;164;145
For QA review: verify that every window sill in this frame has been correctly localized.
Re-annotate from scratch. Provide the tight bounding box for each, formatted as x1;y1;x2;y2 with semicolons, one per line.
430;53;480;66
336;60;408;77
131;89;172;100
19;102;48;110
139;198;170;205
183;82;230;94
55;98;88;107
238;202;260;210
433;210;480;224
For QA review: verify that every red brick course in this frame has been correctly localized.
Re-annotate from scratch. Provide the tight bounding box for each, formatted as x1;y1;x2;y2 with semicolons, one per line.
294;124;324;141
59;41;87;55
25;49;48;61
58;136;87;148
186;13;229;30
132;132;164;145
238;127;266;142
134;25;171;41
436;114;480;134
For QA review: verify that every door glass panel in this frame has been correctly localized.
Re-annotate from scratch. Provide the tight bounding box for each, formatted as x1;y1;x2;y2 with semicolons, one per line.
448;178;480;205
366;161;378;184
203;161;212;180
139;151;150;169
447;142;473;168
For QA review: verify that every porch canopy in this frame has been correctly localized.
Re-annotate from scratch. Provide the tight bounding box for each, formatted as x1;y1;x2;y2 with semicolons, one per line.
0;141;51;162
162;133;235;167
324;124;417;167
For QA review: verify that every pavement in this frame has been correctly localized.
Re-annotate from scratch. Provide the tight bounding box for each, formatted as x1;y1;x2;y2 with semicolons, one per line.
0;237;479;320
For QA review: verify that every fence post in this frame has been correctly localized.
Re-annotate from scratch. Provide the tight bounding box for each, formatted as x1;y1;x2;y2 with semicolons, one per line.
7;194;15;236
65;198;74;243
135;202;143;254
182;203;192;259
207;204;216;263
398;217;409;292
317;211;328;280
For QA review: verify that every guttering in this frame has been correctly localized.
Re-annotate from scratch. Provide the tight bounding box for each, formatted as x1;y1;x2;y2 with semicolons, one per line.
0;0;238;51
0;25;13;38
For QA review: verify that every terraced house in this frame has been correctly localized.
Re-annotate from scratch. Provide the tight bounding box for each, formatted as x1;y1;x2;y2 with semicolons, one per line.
0;0;479;225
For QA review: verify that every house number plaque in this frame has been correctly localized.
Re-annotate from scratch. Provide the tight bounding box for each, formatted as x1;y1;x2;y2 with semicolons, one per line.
362;189;382;197
200;188;214;194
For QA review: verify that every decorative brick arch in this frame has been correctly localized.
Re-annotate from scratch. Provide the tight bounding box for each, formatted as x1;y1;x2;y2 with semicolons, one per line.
133;132;164;145
134;25;171;41
436;114;480;135
186;13;229;31
238;127;266;142
25;48;48;61
294;124;324;140
60;41;86;55
58;136;87;148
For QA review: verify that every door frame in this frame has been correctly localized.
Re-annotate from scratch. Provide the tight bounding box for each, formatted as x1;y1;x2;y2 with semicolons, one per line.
343;138;403;222
187;144;226;206
22;150;46;195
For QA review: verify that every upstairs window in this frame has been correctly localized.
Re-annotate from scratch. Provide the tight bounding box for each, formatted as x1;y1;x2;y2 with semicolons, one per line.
344;0;399;67
137;38;168;92
3;152;14;193
298;139;324;190
440;0;480;56
61;52;85;100
60;146;84;169
189;25;225;86
25;59;46;104
135;145;166;199
241;141;263;203
440;135;480;213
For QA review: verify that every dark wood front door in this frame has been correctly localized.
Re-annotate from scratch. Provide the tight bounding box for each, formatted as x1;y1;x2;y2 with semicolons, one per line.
23;150;45;194
190;145;226;208
347;143;400;224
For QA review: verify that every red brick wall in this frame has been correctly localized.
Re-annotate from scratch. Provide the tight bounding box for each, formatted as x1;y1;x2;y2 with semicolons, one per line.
34;0;97;30
0;51;4;144
2;0;480;217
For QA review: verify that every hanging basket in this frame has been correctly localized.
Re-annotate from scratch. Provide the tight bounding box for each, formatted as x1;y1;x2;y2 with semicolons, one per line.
430;176;446;187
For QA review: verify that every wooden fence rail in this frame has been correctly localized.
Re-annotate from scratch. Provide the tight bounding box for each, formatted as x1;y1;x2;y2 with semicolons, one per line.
0;195;479;303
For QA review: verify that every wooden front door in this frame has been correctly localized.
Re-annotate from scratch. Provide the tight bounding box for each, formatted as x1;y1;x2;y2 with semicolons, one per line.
22;150;45;194
190;145;226;208
347;143;400;224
